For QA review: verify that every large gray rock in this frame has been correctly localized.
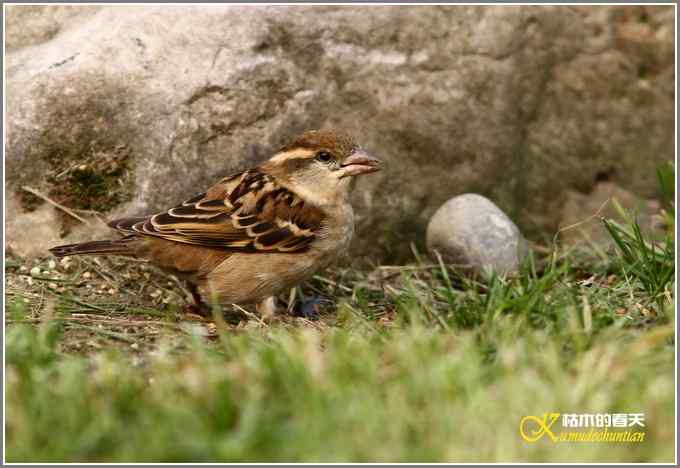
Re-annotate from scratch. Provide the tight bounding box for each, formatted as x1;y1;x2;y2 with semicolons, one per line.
426;194;528;276
5;5;675;261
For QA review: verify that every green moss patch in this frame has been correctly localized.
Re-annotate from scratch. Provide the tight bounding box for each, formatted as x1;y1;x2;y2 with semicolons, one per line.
46;144;133;210
13;77;138;233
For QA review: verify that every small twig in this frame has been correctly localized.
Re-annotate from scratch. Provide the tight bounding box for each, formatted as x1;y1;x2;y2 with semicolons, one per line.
54;163;81;179
553;197;611;244
232;303;267;327
71;208;104;216
68;323;142;344
21;186;91;225
378;264;474;271
54;294;110;312
18;274;79;285
7;316;182;331
85;258;120;290
312;275;352;292
76;317;183;332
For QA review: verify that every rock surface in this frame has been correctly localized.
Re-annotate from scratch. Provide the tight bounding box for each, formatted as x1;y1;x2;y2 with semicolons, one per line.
559;181;666;248
5;5;675;261
426;194;527;276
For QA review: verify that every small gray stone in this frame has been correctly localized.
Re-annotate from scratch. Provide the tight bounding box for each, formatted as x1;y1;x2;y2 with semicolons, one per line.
426;194;527;277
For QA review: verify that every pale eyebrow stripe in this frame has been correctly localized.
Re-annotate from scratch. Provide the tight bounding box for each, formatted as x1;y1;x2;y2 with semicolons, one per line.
268;148;316;164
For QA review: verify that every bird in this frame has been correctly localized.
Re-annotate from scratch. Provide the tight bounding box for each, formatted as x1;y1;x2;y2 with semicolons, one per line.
49;129;381;318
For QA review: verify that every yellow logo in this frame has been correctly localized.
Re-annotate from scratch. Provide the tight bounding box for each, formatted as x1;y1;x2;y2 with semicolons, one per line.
519;413;561;442
520;412;646;443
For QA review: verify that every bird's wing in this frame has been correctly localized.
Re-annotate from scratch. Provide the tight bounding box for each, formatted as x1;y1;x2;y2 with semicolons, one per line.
108;170;325;253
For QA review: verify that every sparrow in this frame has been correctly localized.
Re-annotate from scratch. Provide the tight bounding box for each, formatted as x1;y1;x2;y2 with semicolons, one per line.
49;130;381;317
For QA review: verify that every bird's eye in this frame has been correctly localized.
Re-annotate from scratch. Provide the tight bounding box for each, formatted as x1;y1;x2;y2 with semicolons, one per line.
315;151;334;163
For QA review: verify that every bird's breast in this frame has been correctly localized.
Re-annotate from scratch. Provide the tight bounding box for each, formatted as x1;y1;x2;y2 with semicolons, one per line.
315;203;355;259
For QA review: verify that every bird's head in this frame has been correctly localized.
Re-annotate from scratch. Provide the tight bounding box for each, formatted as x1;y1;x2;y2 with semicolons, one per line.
261;129;380;206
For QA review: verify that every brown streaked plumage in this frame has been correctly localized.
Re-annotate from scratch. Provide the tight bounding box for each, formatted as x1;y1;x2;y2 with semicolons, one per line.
49;129;381;316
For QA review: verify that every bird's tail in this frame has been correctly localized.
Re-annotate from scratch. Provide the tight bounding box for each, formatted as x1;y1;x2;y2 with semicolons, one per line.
49;239;134;258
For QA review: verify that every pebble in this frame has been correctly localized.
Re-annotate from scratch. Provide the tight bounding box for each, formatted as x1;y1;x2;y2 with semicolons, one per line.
48;260;57;269
82;271;92;279
29;266;41;277
426;193;528;277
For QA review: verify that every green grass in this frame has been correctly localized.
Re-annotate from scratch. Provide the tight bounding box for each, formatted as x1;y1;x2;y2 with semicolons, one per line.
4;164;676;462
6;315;674;462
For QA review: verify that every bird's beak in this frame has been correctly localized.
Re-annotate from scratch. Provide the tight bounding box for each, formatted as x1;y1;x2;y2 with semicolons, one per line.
340;150;381;178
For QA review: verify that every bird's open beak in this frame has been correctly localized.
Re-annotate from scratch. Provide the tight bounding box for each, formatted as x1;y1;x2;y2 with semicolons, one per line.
340;150;381;178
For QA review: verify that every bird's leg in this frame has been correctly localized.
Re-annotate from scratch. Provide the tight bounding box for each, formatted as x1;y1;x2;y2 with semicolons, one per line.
284;287;327;320
185;282;211;317
254;292;328;321
255;296;282;319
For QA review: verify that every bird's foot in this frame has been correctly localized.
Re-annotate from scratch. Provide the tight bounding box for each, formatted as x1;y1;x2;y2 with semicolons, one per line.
184;282;219;320
184;301;212;319
254;295;330;322
290;296;331;321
